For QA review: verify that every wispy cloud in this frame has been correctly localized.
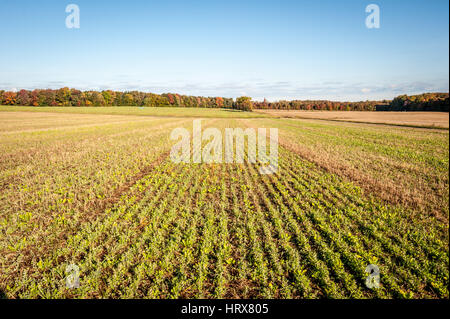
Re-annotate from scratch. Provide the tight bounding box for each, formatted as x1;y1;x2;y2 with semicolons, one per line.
1;79;448;102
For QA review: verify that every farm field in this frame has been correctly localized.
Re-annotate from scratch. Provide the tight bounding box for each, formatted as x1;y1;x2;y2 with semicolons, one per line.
0;109;448;299
255;110;450;128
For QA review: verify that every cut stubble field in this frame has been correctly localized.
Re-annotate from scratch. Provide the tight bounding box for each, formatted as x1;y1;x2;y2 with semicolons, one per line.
255;110;450;129
0;108;448;299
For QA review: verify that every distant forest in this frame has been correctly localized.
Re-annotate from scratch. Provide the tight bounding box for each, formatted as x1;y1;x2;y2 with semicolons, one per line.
387;93;449;112
253;93;449;112
0;88;448;112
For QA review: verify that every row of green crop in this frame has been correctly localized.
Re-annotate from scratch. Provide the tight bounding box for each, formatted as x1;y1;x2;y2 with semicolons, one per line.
0;119;190;296
277;149;448;298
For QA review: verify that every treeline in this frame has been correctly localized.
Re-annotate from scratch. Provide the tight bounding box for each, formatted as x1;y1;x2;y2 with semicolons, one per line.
253;99;386;111
0;88;448;112
388;93;449;112
0;88;381;111
255;93;449;112
0;88;234;108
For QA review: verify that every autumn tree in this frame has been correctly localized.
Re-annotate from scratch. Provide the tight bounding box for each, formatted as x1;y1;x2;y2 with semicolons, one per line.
166;94;173;105
215;97;224;108
2;92;17;105
122;93;134;106
17;90;30;105
70;89;82;106
235;96;253;111
90;91;105;106
102;90;115;106
56;87;71;106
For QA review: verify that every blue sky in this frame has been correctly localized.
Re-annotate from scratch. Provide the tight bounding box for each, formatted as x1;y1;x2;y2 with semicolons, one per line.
0;0;448;101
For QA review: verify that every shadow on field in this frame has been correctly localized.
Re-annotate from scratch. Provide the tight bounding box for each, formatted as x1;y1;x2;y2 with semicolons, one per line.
222;109;247;113
0;289;7;299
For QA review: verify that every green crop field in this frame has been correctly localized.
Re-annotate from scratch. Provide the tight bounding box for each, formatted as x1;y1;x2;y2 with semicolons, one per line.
0;108;448;299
